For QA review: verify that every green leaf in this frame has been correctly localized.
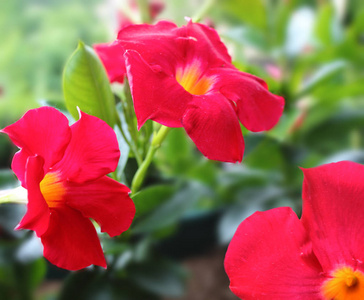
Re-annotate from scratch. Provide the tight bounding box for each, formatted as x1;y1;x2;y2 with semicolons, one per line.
244;137;284;171
296;60;346;98
302;107;364;153
0;170;18;189
59;269;158;300
0;203;26;237
219;0;267;30
272;0;293;47
0;239;46;299
113;102;131;182
218;185;286;244
15;258;47;294
315;3;342;46
133;182;210;233
132;185;177;217
129;259;187;298
222;26;268;52
63;41;116;127
156;128;196;175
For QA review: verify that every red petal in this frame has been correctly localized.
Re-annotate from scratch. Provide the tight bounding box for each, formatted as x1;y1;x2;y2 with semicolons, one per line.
225;207;324;299
94;41;126;83
41;206;106;270
1;107;71;187
117;21;181;75
215;68;285;132
116;20;232;75
64;176;135;237
54;111;120;183
176;21;233;68
16;155;50;237
301;161;364;272
125;50;192;128
182;94;244;163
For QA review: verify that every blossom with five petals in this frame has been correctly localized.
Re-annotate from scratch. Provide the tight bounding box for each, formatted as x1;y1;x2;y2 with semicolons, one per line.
95;20;284;163
1;107;135;270
225;161;364;299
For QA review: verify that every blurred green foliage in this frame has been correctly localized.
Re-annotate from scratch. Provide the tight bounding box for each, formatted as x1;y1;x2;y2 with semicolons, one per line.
0;0;107;125
1;0;364;299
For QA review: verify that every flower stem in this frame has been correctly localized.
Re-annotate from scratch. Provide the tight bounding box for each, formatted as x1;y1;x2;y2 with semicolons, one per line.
192;0;215;23
136;0;151;23
131;125;171;194
119;80;143;166
0;186;27;205
116;117;143;166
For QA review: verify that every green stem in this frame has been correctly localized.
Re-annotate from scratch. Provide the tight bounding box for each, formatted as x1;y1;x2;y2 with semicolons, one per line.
0;186;27;205
119;81;144;166
350;129;361;149
116;118;143;166
123;80;142;155
115;113;133;151
136;0;151;23
192;0;215;23
131;125;171;193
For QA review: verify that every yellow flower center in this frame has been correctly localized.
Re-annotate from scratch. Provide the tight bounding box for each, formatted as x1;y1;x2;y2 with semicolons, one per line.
39;172;66;208
322;266;364;300
176;61;214;95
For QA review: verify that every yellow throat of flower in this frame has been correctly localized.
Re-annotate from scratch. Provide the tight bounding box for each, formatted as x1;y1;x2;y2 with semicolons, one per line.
39;172;66;208
176;61;214;95
322;266;364;300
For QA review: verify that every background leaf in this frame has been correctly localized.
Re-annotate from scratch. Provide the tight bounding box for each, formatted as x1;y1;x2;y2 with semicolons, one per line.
63;41;116;127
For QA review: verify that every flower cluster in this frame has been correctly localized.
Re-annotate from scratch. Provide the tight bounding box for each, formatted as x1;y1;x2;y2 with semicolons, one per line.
95;20;284;163
1;107;135;270
2;13;363;300
2;19;286;271
225;161;364;300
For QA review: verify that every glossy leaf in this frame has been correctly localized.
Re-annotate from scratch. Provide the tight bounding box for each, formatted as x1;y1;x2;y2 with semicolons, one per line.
59;269;158;300
129;259;187;297
219;0;267;30
296;60;346;98
133;182;210;233
132;185;177;217
63;41;116;127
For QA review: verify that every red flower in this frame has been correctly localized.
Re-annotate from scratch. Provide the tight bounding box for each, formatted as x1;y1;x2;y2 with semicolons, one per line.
1;107;135;270
95;0;164;83
224;161;364;299
94;20;284;163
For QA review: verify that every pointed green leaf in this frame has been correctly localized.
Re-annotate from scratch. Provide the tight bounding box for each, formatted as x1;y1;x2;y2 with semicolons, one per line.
63;41;116;127
129;259;187;297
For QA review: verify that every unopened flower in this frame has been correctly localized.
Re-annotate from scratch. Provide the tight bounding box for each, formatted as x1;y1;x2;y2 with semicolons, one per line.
1;107;135;270
225;161;364;299
95;20;284;163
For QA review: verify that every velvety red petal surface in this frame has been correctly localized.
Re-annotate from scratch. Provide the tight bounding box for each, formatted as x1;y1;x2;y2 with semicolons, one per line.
10;151;30;188
214;68;285;132
41;206;106;270
1;107;71;187
182;94;244;163
113;20;233;77
94;41;126;83
64;176;135;237
301;161;364;272
125;50;192;128
16;155;50;237
225;207;324;299
54;111;120;183
117;21;181;75
175;20;233;68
